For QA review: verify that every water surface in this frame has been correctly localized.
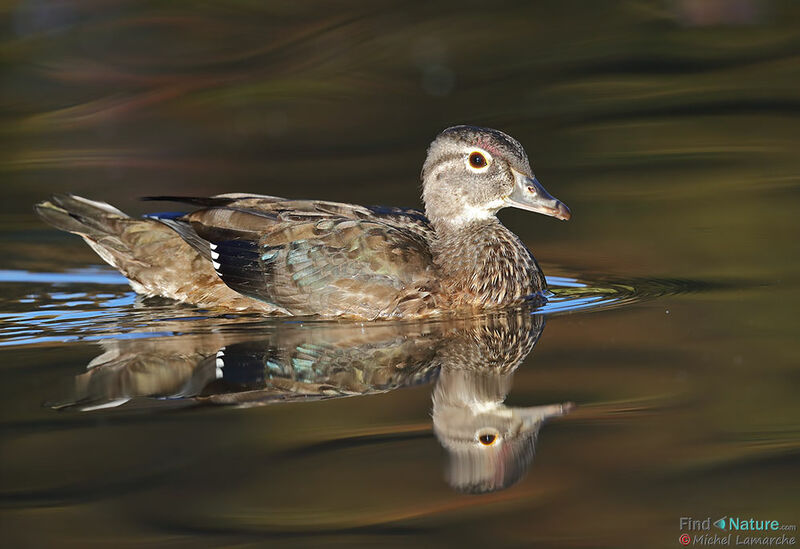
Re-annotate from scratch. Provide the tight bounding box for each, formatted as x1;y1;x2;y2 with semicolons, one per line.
1;1;799;547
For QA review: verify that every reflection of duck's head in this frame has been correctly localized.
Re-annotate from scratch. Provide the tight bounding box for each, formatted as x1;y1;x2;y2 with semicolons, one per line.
431;313;572;493
432;368;572;494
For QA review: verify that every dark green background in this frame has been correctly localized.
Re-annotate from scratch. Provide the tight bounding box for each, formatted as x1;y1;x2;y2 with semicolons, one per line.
1;1;798;547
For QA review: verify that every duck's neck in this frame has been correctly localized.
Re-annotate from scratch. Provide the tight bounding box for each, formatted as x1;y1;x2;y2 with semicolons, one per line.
430;218;545;308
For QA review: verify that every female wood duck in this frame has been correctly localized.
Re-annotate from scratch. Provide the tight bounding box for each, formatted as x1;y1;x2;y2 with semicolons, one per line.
35;126;570;319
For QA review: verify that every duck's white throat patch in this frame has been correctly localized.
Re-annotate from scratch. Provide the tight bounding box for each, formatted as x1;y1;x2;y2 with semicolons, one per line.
449;198;505;225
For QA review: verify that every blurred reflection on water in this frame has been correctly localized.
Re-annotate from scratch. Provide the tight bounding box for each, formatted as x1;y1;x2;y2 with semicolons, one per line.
2;0;799;547
51;310;572;493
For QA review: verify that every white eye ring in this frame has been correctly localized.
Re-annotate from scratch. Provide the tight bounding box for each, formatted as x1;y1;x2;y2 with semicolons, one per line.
465;149;492;172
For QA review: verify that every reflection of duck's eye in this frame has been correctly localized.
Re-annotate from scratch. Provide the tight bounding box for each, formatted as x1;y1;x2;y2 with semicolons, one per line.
468;152;487;169
478;433;497;446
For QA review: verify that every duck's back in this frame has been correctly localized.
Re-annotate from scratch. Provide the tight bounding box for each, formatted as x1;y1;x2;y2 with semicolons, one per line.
161;194;444;318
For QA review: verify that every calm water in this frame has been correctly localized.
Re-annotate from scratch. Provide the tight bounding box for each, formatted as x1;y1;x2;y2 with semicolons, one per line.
2;1;799;547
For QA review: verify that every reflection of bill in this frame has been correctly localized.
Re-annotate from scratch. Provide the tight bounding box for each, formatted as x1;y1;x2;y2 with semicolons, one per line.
680;533;692;545
53;311;573;493
433;367;571;493
431;312;572;493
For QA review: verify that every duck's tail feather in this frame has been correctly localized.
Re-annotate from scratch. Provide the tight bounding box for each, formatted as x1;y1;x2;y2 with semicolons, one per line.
33;194;275;311
34;194;152;277
34;194;129;240
35;195;208;259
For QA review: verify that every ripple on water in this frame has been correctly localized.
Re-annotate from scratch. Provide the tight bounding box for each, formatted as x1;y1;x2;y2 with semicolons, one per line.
0;267;715;348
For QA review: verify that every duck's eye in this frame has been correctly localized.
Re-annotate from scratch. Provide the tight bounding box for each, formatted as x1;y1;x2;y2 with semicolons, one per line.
478;433;497;446
468;152;488;169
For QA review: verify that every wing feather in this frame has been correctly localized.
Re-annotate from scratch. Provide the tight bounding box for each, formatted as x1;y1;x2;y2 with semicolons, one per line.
188;207;440;318
142;196;442;318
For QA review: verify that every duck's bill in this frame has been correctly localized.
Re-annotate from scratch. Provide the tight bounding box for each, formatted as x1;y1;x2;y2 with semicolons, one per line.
505;170;571;221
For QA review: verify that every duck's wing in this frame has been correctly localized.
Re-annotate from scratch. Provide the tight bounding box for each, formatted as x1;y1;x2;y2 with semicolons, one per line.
183;203;441;318
145;194;435;241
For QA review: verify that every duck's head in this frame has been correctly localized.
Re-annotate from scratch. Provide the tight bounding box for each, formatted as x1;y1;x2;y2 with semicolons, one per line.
422;125;570;227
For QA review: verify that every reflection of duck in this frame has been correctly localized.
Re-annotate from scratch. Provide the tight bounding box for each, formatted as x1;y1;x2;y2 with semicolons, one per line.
56;311;571;492
35;126;570;319
431;313;572;493
56;321;441;410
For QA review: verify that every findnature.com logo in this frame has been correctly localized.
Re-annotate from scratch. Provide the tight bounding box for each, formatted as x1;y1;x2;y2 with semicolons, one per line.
679;516;797;546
